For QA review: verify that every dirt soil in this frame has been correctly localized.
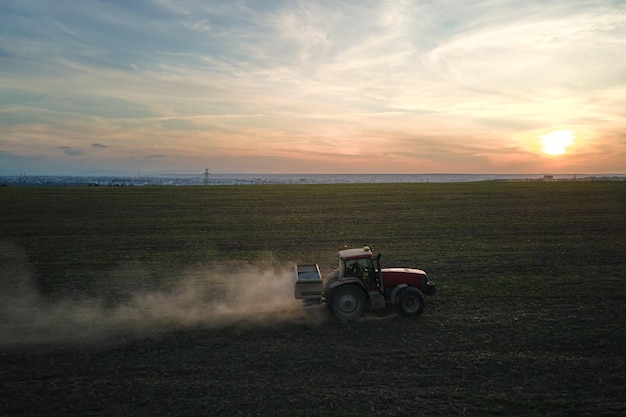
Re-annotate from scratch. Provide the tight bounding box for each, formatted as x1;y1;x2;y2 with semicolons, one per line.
0;183;624;416
2;296;624;417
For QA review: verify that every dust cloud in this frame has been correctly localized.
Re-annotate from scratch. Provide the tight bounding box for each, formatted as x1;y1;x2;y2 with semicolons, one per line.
0;242;327;347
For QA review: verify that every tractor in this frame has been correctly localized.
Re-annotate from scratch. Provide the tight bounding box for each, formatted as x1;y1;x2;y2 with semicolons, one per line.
294;246;435;322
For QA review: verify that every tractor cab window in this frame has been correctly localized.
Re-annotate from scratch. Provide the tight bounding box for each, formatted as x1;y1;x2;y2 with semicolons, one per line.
343;258;376;288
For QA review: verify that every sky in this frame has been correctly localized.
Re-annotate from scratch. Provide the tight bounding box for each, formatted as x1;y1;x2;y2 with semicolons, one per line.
0;0;625;176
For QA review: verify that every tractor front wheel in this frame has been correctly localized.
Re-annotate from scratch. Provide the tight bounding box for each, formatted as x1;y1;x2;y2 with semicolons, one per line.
331;285;368;322
397;287;424;316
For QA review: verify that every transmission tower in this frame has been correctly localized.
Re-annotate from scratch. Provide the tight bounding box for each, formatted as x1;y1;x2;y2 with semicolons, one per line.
204;168;210;185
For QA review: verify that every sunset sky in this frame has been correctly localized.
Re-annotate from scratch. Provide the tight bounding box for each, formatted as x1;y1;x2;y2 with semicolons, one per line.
1;0;625;175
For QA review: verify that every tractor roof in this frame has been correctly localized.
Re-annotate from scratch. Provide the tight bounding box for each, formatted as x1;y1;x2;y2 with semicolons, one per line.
338;247;373;260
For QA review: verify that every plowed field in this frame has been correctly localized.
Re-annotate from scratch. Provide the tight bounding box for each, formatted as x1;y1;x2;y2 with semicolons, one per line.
1;182;624;416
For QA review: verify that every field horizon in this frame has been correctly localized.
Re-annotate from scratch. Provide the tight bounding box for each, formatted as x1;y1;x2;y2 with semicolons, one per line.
2;172;625;187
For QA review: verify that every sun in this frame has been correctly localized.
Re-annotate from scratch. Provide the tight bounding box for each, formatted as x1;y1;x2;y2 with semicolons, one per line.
539;130;574;156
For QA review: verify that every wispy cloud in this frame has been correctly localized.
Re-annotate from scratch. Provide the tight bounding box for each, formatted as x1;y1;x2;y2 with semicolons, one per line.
0;0;624;174
57;146;84;156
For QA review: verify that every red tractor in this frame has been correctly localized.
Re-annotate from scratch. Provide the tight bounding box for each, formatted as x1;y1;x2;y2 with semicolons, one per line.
294;246;435;322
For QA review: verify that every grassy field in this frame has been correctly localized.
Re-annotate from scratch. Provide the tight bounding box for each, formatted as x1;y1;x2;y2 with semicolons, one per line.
1;181;625;416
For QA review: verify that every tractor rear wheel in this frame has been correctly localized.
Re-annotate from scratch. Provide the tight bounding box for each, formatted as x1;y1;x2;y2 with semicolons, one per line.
331;285;368;322
397;287;424;316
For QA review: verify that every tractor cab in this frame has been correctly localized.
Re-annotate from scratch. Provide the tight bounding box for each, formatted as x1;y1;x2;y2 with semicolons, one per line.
338;246;383;293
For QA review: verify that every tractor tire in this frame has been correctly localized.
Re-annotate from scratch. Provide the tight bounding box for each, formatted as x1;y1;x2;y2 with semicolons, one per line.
330;285;368;322
397;286;424;317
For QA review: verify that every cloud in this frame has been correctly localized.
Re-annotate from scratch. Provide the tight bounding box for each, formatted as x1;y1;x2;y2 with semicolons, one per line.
0;241;315;347
58;146;84;156
0;1;624;175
